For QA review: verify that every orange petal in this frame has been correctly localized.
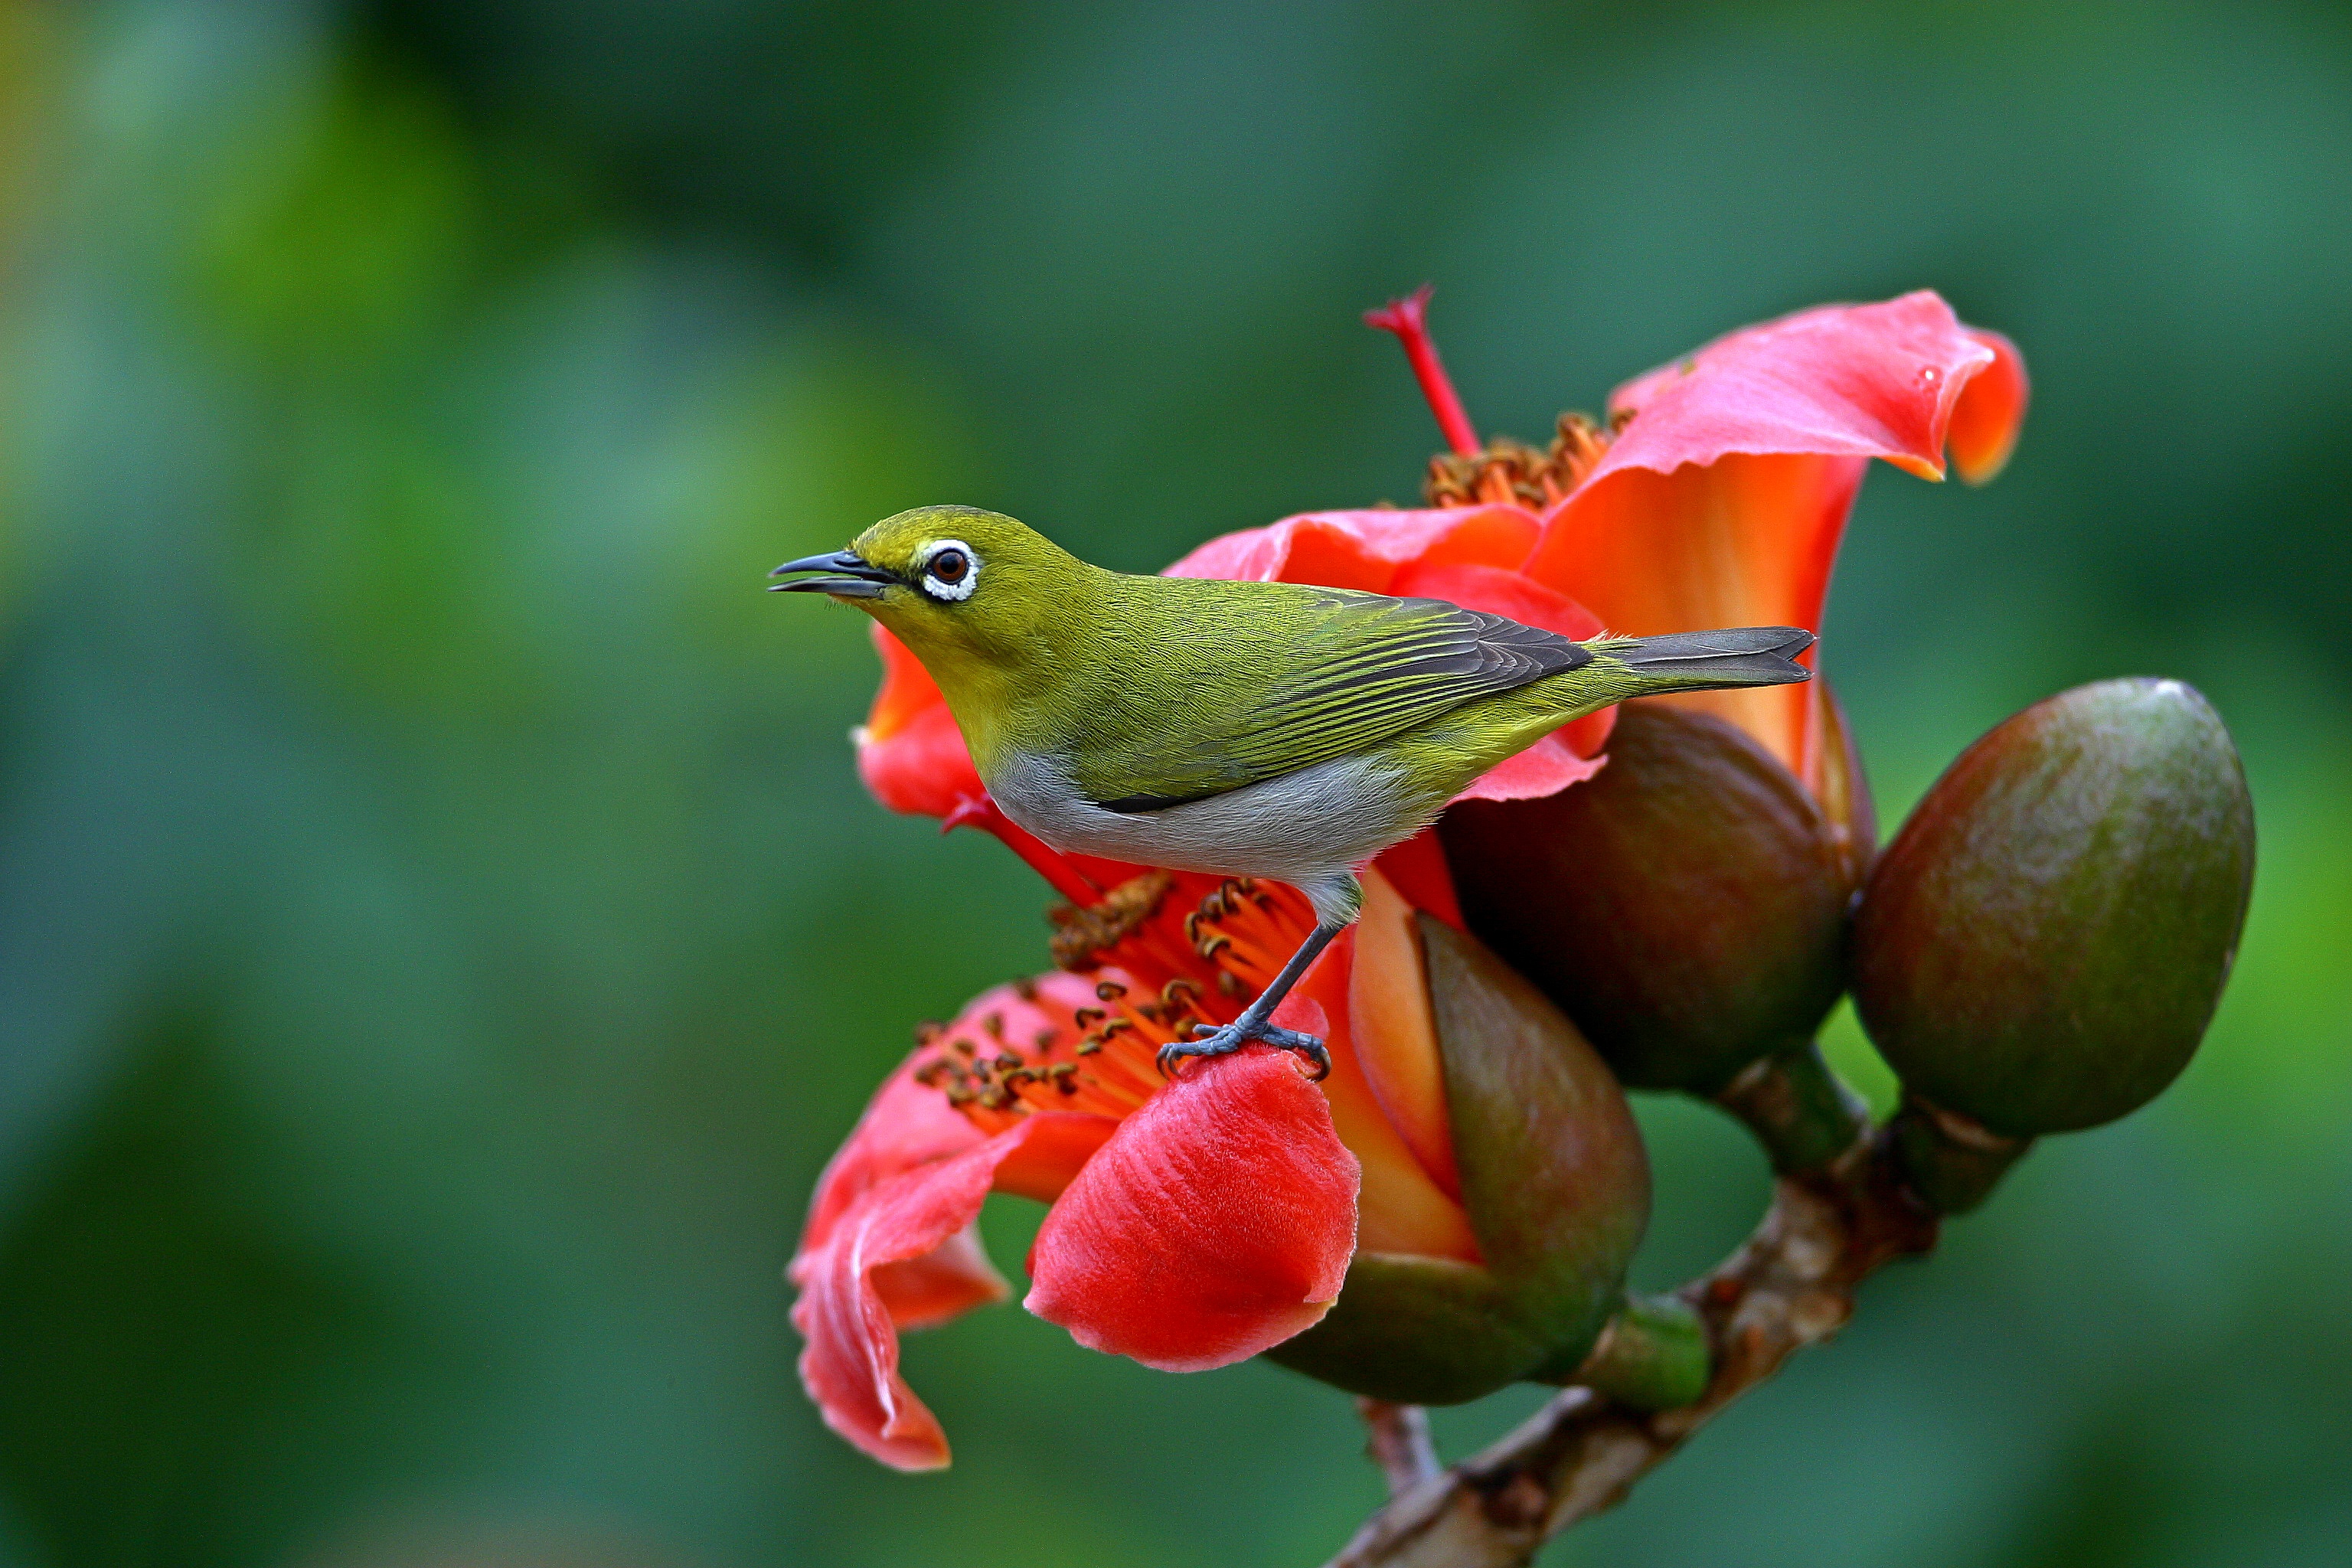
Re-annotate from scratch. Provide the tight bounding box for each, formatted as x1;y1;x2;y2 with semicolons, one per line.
1296;937;1484;1262
1349;867;1459;1200
1529;452;1860;777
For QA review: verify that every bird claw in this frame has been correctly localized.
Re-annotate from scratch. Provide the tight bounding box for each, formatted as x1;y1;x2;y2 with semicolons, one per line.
1155;1020;1331;1082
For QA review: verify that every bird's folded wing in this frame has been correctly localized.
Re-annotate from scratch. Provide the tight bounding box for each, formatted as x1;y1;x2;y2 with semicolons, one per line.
1072;589;1590;812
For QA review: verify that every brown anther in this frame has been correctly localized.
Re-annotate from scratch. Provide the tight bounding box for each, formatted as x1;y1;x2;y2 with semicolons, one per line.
951;1038;977;1058
1196;933;1232;960
1096;1018;1135;1038
1048;870;1177;971
1033;1028;1058;1050
1161;978;1202;1004
1218;971;1246;998
944;1086;975;1106
1420;414;1616;508
994;1051;1023;1070
1056;1073;1080;1096
1012;975;1039;1001
1095;980;1129;1001
1076;1040;1103;1057
1073;1007;1106;1028
1000;1067;1037;1089
913;1021;945;1046
972;1060;995;1085
982;1011;1005;1041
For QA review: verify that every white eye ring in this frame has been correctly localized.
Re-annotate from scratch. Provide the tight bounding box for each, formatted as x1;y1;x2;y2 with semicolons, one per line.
918;539;980;603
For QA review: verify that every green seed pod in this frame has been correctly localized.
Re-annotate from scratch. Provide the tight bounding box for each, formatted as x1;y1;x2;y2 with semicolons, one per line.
1439;702;1855;1096
1269;917;1649;1405
1853;678;2255;1137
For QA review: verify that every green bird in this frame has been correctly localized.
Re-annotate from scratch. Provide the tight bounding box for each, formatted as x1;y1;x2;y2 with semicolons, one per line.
773;505;1813;1078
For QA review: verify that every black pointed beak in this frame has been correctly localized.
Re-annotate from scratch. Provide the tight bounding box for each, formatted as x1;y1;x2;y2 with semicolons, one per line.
768;550;895;599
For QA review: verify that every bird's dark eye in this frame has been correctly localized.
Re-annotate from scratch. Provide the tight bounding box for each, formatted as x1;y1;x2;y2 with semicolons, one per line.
929;548;969;583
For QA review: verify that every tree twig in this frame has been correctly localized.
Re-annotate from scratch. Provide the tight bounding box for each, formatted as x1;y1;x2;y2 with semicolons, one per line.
1357;1400;1441;1497
1321;1132;1939;1568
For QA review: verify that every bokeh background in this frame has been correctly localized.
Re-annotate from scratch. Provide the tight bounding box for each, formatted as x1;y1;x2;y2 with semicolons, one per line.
2;2;2347;1564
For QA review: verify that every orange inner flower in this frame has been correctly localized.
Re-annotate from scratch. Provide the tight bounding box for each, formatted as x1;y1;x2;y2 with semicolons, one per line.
904;872;1321;1133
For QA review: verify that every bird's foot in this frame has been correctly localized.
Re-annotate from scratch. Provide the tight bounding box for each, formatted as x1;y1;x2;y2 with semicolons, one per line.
1156;1020;1331;1082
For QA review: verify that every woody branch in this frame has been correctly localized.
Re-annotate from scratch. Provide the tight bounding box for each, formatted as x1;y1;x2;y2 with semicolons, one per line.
1325;1122;1940;1568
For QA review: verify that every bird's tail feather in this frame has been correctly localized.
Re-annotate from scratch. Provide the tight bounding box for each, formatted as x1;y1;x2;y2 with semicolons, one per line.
1586;627;1815;694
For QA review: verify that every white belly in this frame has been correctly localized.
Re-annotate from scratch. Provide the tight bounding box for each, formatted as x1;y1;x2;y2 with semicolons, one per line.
986;749;1428;920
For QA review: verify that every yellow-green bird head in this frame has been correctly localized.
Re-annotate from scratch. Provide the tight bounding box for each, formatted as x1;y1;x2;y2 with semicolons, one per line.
769;505;1093;673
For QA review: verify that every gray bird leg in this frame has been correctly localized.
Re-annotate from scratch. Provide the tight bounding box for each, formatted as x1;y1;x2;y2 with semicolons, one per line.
1156;921;1342;1082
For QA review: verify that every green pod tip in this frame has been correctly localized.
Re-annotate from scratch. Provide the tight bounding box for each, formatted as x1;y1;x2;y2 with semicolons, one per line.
1853;678;2256;1138
1439;701;1860;1096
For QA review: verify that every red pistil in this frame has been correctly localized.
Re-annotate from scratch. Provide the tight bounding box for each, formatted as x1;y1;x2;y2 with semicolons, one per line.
1364;284;1481;458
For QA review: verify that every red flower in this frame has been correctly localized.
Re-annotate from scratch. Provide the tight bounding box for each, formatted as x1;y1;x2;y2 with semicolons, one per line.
792;853;1479;1468
795;289;2029;1469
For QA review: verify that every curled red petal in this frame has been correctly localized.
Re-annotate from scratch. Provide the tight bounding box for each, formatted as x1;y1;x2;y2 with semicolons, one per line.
792;1111;1112;1471
1949;328;2030;485
855;624;982;818
795;1054;992;1270
1024;1048;1361;1372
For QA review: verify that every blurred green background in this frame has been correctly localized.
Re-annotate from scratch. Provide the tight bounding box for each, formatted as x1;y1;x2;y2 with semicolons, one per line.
2;2;2347;1564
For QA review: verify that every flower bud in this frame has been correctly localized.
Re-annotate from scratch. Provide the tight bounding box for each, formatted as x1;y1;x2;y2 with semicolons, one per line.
1268;918;1649;1405
1853;678;2255;1138
1439;703;1854;1096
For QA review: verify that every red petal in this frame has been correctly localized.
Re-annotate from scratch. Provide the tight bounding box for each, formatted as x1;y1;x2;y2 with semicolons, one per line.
795;976;1108;1282
795;1054;992;1269
1527;452;1860;779
1590;291;2009;485
1949;328;2030;485
855;624;982;817
792;1112;1113;1470
1024;1048;1360;1372
1167;505;1540;590
1522;292;2024;779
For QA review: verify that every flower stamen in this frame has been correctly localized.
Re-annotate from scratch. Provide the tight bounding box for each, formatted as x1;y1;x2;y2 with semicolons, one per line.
919;873;1321;1132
